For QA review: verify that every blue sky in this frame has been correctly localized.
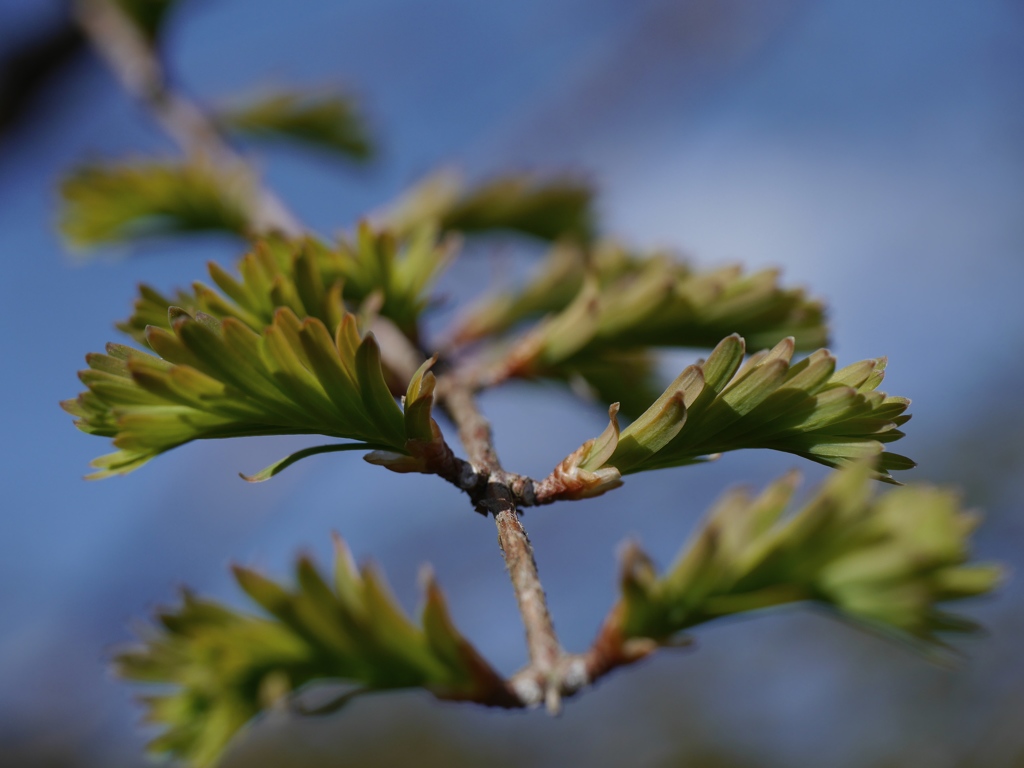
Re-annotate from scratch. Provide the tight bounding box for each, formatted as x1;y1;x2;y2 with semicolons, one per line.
2;1;1023;765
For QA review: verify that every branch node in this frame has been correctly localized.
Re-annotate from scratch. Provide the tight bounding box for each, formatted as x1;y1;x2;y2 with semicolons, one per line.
510;676;543;709
560;656;590;692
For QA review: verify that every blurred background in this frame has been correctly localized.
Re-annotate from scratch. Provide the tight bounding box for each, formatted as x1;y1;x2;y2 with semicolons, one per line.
2;0;1023;765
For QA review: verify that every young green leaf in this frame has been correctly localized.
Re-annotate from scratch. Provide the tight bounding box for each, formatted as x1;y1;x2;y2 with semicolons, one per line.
240;443;382;483
215;89;374;161
614;461;1002;649
116;537;512;766
336;222;457;336
533;403;625;502
554;335;914;489
59;159;253;249
379;169;595;243
364;356;459;474
451;239;827;355
117;224;455;344
63;304;443;479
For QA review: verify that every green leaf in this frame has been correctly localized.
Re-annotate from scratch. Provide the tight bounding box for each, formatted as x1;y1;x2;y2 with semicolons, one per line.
215;89;374;161
403;356;440;443
240;442;386;482
451;239;827;354
59;159;253;249
116;537;510;766
535;404;624;502
337;222;457;337
117;225;455;344
564;335;914;486
363;356;458;474
589;368;696;474
64;304;443;478
449;241;591;345
615;462;1003;649
380;169;595;243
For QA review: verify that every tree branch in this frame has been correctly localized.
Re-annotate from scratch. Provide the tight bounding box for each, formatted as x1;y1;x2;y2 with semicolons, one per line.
76;0;655;714
73;0;303;237
413;371;654;709
437;380;567;710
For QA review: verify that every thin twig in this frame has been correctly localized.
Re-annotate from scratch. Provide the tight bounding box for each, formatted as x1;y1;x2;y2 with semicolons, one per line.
73;0;303;237
439;381;564;711
436;378;667;708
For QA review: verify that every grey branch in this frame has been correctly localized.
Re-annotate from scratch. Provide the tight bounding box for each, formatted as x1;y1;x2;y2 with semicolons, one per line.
73;0;303;237
437;381;565;710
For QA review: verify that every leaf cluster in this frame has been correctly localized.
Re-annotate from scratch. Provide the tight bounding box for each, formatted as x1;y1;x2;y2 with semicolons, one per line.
618;461;1002;648
215;90;374;161
381;170;595;243
117;537;509;766
59;160;253;248
455;240;827;355
117;224;455;343
546;334;912;502
452;240;827;421
62;297;443;478
609;335;911;474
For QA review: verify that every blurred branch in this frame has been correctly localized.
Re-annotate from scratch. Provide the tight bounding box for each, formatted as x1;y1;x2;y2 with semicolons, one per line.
73;0;302;237
0;10;85;142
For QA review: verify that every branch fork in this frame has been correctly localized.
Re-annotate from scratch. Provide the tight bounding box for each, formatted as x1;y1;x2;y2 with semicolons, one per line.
434;377;655;710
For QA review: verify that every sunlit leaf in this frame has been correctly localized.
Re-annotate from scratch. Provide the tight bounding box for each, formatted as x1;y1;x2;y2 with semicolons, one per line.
63;303;443;478
117;224;454;343
539;335;912;500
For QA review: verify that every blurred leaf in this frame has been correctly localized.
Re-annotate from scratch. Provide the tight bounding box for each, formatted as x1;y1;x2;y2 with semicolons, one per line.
558;348;665;420
615;461;1003;649
380;169;595;242
110;0;179;42
116;537;511;766
62;301;445;478
469;240;827;375
451;240;592;345
117;223;455;343
59;159;252;249
335;222;457;337
547;335;913;496
216;89;373;161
